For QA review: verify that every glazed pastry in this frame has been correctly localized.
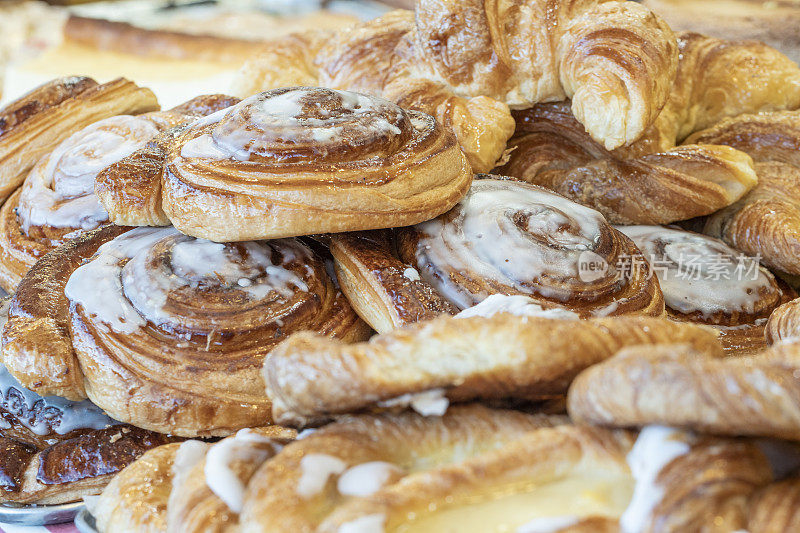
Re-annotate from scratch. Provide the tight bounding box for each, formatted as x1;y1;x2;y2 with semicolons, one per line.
747;478;800;532
766;298;800;345
2;225;370;436
332;177;664;333
641;0;800;65
0;95;237;292
686;110;800;276
97;87;472;241
89;426;295;533
262;312;720;426
234;0;679;170
498;32;800;224
618;225;795;354
0;76;158;203
237;408;767;533
568;340;800;440
496;101;758;224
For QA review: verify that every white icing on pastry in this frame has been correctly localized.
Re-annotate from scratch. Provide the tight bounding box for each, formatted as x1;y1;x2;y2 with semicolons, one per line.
297;428;318;440
337;461;402;497
204;429;278;513
378;389;449;417
337;514;387;533
620;426;690;533
455;294;580;320
297;453;347;498
618;226;775;318
65;227;313;334
179;88;408;162
414;179;607;309
168;440;210;513
402;267;420;282
516;516;580;533
17;115;158;233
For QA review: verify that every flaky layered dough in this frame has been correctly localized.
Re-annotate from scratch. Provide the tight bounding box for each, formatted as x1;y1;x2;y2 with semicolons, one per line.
332;177;664;333
0;95;238;293
91;426;295;533
263;313;720;426
239;408;770;533
233;0;679;170
98;87;472;241
0;76;159;202
748;478;800;532
2;225;369;436
687;111;800;276
568;340;800;440
766;298;800;345
499;32;800;224
618;226;795;355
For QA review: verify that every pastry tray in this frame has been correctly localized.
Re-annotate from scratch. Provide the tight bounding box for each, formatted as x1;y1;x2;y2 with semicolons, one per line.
0;501;83;526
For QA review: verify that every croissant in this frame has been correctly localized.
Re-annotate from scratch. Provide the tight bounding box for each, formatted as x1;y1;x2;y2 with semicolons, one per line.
747;478;800;532
1;224;369;436
686;110;800;276
766;298;800;345
0;95;238;293
263;312;720;426
331;176;664;333
89;426;295;533
618;225;796;354
96;87;472;242
498;32;800;224
0;76;159;203
568;339;800;440
233;0;679;170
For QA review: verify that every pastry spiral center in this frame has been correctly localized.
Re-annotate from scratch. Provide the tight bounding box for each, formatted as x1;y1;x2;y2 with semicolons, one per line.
18;115;158;232
619;226;778;317
414;179;614;308
180;87;411;164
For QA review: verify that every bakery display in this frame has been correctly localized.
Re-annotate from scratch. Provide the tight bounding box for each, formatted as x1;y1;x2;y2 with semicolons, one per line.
332;177;664;333
97;87;472;241
3;0;800;529
233;0;680;171
618;225;796;354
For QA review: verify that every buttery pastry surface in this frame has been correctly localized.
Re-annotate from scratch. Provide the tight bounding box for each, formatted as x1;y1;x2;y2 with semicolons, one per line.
332;176;664;333
263;313;720;426
2;224;369;436
98;87;472;242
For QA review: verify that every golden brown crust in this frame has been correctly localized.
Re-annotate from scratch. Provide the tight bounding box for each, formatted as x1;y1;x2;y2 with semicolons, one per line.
107;87;473;241
568;341;800;440
0;76;159;204
263;313;721;426
767;298;800;345
748;478;800;532
63;16;271;64
3;225;370;436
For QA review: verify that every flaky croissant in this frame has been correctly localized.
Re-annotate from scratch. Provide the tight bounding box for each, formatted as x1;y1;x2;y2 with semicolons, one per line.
262;313;719;426
499;32;800;224
233;0;679;171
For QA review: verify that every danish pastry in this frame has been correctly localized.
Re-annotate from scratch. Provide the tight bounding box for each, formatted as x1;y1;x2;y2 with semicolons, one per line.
332;176;664;333
618;225;796;354
0;95;237;292
97;87;472;242
263;312;720;426
2;225;369;436
568;340;800;440
234;0;679;170
0;76;158;203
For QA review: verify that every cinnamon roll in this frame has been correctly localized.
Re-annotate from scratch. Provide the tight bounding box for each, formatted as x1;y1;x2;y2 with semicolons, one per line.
0;95;238;293
98;87;472;242
0;76;159;203
618;225;795;354
332;176;664;333
2;225;369;436
263;313;720;427
568;340;800;440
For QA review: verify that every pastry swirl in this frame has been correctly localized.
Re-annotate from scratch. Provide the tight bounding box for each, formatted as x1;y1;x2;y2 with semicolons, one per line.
2;225;369;436
100;87;472;241
0;95;241;292
766;298;800;345
618;225;795;354
263;313;720;426
333;176;663;333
